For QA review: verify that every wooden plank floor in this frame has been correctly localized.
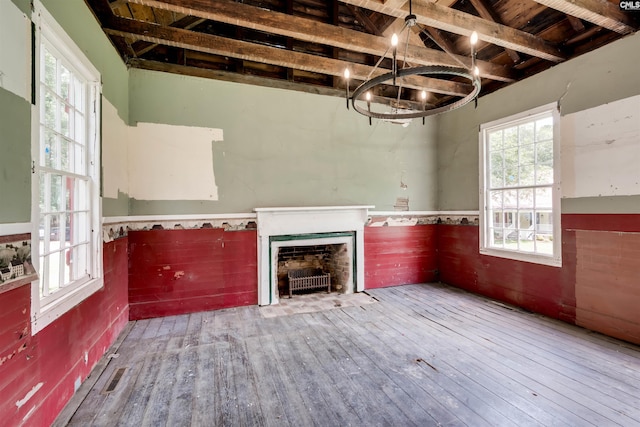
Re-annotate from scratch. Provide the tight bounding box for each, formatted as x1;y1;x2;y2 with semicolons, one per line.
58;283;640;427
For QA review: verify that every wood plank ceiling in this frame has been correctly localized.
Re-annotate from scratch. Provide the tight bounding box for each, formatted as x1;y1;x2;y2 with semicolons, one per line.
85;0;638;112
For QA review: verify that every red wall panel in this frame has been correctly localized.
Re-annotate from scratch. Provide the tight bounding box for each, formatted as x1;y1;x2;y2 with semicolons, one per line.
0;237;129;426
364;225;438;289
437;214;640;344
574;228;640;344
436;224;576;321
128;229;257;320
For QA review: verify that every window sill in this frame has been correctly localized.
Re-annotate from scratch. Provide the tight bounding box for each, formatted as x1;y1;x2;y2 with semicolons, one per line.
480;247;562;267
31;277;104;334
0;273;38;296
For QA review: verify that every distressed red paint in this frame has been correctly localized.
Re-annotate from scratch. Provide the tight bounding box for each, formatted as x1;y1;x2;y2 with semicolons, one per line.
364;225;438;289
0;238;129;426
128;229;257;320
437;214;640;344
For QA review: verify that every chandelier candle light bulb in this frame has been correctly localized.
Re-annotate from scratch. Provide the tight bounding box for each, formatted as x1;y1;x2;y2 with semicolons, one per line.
470;31;478;72
344;68;350;109
391;33;399;85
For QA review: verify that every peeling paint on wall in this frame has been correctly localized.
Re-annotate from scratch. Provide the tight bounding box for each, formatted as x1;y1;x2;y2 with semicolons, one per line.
15;383;43;409
0;1;30;102
102;99;130;199
562;95;640;199
128;122;222;201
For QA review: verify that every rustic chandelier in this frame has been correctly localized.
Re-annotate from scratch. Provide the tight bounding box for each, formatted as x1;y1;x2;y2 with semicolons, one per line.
343;0;481;124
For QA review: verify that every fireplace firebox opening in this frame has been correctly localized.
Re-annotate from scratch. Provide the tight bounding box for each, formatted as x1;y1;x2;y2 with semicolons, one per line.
277;243;351;298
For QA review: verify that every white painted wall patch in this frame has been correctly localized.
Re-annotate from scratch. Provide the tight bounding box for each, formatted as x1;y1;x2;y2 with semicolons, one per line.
128;122;222;201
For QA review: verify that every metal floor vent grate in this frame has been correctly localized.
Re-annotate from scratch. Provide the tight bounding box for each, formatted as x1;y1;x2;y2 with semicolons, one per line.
103;367;127;394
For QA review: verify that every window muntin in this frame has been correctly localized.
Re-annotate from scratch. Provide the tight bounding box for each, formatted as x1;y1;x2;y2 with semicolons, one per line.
31;2;102;333
480;105;561;266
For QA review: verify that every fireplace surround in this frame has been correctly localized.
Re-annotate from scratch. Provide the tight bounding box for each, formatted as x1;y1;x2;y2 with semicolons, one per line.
255;206;372;305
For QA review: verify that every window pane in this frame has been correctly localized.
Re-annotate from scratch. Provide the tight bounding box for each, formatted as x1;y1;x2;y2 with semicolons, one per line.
76;179;89;211
489;130;503;151
44;48;56;89
50;175;63;212
73;212;89;244
490;151;504;188
491;210;504;227
74;144;85;174
536;117;553;141
504;189;517;210
520;164;535;186
44;91;56;129
74;77;83;110
519;122;534;145
490;190;503;209
60;101;70;137
535;187;553;209
520;143;534;165
64;214;72;247
62;247;72;286
536;140;553;164
518;212;534;252
504;147;518;186
49;214;61;243
504;127;518;149
61;139;70;172
39;173;46;212
38;215;47;248
490;228;504;248
75;111;84;145
60;65;70;103
40;255;48;297
65;177;73;211
73;244;89;281
47;249;61;293
536;162;553;185
519;188;534;209
43;128;56;168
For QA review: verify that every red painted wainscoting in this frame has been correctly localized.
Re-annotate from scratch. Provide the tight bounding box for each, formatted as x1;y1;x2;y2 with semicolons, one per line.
566;214;640;344
364;225;438;289
0;237;129;426
128;228;257;320
437;214;640;344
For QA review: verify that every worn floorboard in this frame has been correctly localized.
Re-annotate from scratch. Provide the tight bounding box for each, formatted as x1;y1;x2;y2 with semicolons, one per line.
60;283;640;427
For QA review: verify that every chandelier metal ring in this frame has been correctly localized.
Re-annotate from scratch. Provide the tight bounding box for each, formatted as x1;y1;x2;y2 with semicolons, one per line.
351;66;481;120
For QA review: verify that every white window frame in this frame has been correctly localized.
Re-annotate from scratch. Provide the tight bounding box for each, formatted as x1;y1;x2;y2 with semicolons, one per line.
479;103;562;267
30;1;103;334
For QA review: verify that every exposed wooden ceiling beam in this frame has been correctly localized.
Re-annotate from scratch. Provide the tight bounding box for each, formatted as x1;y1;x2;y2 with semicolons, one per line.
338;0;566;62
467;0;521;63
133;16;206;56
531;0;636;34
347;5;382;35
125;0;514;82
566;14;586;32
103;16;474;96
383;0;409;8
128;58;433;111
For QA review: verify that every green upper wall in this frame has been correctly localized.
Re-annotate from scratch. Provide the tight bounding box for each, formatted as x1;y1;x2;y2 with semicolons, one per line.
128;69;438;214
437;31;640;211
10;0;30;15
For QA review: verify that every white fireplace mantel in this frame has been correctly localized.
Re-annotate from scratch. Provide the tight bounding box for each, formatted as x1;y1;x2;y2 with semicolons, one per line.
255;206;373;305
